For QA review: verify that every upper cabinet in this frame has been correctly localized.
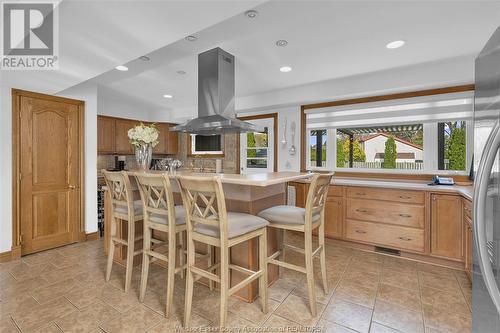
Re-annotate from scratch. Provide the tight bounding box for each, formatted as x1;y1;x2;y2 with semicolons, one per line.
97;116;178;155
97;116;115;153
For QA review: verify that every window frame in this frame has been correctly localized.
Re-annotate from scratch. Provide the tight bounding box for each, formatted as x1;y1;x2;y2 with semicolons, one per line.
306;128;335;171
188;134;224;157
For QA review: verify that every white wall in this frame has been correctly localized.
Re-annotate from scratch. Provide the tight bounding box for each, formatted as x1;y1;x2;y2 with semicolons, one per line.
364;136;423;162
0;87;13;252
57;82;99;234
237;106;301;172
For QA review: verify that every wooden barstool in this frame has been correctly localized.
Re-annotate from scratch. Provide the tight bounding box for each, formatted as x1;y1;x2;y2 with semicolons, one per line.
258;173;333;316
178;175;269;328
102;170;144;293
134;172;187;317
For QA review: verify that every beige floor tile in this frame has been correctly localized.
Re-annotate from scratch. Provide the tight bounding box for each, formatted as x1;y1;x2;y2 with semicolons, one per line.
342;267;380;290
31;278;83;304
372;300;424;333
334;279;378;308
22;251;61;266
349;259;383;275
0;316;20;333
13;297;77;332
380;269;419;291
55;300;120;332
36;323;63;333
376;284;421;312
65;284;106;310
267;278;296;302
40;264;87;284
351;251;385;265
274;294;325;326
263;314;304;333
146;313;212;333
416;264;458;280
227;296;279;326
418;271;462;296
99;304;163;333
0;293;40;319
422;303;471;333
420;286;470;317
9;262;57;281
369;322;403;333
292;278;333;304
322;298;373;333
316;319;358;332
0;276;50;301
98;285;141;314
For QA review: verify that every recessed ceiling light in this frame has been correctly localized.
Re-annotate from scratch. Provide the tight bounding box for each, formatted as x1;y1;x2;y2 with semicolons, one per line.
115;65;128;71
386;40;405;49
176;70;186;75
276;40;288;47
244;10;258;18
163;94;173;99
280;66;292;73
185;35;197;42
138;55;150;61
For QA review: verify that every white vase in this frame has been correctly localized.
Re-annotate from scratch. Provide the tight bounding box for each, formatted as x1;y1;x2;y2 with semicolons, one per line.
135;143;152;171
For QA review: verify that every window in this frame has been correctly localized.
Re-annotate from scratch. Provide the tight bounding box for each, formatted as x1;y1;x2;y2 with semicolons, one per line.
245;129;268;169
336;125;424;170
190;134;223;155
308;130;327;169
438;121;466;171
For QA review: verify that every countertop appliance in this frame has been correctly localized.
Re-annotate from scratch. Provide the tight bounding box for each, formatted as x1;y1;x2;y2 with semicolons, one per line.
473;25;500;331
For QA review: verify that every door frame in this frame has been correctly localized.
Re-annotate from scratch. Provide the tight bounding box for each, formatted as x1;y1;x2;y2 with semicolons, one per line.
11;89;85;258
236;113;278;173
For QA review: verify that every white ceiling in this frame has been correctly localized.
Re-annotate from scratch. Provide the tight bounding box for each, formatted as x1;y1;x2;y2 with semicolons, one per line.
0;0;264;94
89;0;500;117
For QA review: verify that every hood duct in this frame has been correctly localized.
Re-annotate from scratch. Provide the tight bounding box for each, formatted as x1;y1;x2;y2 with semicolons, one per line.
171;47;264;134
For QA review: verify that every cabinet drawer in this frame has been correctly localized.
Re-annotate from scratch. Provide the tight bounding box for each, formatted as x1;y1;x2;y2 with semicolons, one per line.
347;198;424;228
346;186;424;204
463;199;472;220
328;185;343;197
346;220;424;253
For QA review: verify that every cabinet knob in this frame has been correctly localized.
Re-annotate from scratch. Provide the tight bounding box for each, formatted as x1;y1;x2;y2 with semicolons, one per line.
398;236;412;241
355;230;367;234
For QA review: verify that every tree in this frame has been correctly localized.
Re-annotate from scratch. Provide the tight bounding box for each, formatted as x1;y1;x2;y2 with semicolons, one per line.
383;136;397;168
336;140;345;167
247;133;256;157
342;139;366;163
448;126;466;170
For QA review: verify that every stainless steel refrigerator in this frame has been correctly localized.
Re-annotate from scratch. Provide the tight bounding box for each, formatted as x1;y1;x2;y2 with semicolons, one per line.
473;25;500;332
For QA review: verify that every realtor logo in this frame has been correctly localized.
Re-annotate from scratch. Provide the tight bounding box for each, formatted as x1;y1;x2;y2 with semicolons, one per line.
1;1;59;70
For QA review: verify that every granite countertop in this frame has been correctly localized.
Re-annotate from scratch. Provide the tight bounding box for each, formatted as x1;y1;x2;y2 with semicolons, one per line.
294;176;473;200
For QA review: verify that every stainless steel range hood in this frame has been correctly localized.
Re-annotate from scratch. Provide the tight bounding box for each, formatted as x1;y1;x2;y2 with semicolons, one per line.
171;47;264;134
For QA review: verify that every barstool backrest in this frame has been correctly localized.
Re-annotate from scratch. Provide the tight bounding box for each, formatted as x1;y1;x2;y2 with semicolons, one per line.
134;173;176;227
177;175;228;240
102;170;135;217
305;173;334;229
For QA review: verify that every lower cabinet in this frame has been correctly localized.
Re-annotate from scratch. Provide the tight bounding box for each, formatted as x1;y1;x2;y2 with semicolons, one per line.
463;216;473;280
324;196;343;238
430;194;463;260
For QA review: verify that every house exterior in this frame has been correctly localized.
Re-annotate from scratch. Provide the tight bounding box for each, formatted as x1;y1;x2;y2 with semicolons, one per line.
359;133;423;163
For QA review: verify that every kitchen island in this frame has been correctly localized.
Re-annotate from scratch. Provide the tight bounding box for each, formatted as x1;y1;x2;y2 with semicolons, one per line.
103;171;311;302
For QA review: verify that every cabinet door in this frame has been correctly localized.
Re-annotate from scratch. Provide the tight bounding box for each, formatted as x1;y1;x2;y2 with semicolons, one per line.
153;123;168;154
431;194;463;260
115;119;137;154
288;182;308;207
324;196;343;238
464;217;473;280
166;124;178;154
97;116;115;153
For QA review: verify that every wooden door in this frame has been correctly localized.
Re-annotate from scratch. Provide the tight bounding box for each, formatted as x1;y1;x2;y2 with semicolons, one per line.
97;116;115;153
430;194;463;260
115;119;137;154
166;124;178;154
17;92;83;254
324;196;343;238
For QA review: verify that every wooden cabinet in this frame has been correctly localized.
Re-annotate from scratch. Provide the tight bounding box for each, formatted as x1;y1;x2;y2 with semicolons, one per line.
153;123;168;154
431;194;463;260
288;182;308;207
463;198;473;280
324;196;343;238
115;119;138;154
166;124;178;155
97;116;115;153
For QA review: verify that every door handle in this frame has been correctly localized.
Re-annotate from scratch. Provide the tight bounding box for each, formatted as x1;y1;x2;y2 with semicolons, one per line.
356;208;368;213
355;230;366;234
68;185;76;189
399;213;412;218
473;119;500;315
398;236;412;241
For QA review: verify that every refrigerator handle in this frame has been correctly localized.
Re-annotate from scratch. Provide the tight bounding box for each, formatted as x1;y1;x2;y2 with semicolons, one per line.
473;119;500;315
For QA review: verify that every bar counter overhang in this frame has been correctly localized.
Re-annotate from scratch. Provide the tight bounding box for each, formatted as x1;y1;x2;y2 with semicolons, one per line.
103;171;311;302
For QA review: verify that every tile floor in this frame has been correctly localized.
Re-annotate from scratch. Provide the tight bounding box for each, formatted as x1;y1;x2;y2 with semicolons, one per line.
0;234;472;333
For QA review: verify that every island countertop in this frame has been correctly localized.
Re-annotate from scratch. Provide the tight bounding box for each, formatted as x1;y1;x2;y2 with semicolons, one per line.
123;170;312;187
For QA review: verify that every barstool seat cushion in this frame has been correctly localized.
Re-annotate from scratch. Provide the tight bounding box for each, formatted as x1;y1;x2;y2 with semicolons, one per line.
194;212;269;239
258;205;320;225
149;205;186;225
114;200;143;215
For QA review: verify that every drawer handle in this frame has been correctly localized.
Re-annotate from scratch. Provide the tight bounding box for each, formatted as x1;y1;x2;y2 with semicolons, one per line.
399;213;412;218
398;236;412;241
399;195;411;199
356;192;366;196
355;230;367;234
356;208;368;213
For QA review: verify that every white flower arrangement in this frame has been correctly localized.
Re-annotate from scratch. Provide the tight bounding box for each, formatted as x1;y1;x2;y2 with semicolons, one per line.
128;123;159;148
